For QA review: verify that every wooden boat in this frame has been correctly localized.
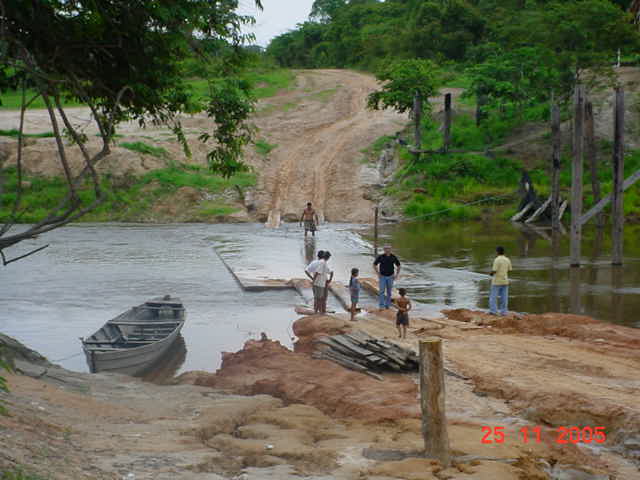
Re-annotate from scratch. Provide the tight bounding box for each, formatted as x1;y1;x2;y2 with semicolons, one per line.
81;295;186;375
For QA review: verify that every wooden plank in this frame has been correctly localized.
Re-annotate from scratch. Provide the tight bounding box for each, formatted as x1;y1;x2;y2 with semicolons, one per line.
109;321;180;327
580;169;640;225
524;196;552;224
420;339;451;467
328;282;352;311
332;335;377;357
571;85;585;267
551;100;562;230
612;87;625;266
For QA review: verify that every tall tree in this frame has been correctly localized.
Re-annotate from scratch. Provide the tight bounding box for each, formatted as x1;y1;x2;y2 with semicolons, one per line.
367;59;440;114
0;0;262;264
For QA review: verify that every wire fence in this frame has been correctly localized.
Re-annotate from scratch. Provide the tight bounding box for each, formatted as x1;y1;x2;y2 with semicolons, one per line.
400;192;516;223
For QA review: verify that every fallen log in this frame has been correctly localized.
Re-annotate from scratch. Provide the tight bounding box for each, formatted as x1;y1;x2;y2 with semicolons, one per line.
525;196;552;224
511;202;534;222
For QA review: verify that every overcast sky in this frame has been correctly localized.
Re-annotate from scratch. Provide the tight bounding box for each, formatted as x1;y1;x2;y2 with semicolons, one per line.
238;0;315;47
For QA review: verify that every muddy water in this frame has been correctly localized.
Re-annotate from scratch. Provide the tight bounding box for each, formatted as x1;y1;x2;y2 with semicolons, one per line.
0;221;638;379
371;220;640;328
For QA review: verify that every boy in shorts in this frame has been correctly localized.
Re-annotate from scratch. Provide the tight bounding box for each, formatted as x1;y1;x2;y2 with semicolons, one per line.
394;288;411;339
349;268;361;321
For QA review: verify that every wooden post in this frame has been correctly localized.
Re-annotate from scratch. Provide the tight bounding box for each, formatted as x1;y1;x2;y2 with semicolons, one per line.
570;85;585;267
419;339;450;467
443;93;452;153
476;94;487;126
414;92;422;162
550;100;562;231
585;101;603;228
612;87;625;266
374;206;379;258
569;267;582;314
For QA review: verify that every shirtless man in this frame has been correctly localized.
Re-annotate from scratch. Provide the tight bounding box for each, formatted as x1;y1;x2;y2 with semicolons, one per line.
394;288;412;339
299;202;319;237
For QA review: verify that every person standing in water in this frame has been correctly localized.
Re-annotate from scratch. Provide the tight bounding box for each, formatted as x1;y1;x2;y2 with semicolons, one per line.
312;251;333;314
299;202;319;237
349;268;361;322
373;245;401;309
306;250;325;313
489;246;512;316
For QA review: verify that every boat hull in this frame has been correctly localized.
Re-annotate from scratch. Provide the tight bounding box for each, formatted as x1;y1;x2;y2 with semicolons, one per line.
84;323;184;375
81;296;186;376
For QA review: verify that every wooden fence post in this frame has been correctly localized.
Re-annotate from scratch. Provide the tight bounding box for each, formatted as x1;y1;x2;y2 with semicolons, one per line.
612;87;625;266
585;100;603;228
570;85;585;267
374;206;379;258
420;339;450;467
476;94;487;126
414;92;422;162
551;100;562;231
443;93;452;153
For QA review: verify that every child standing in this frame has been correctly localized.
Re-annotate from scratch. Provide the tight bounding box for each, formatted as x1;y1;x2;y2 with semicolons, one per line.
349;268;361;321
394;288;412;339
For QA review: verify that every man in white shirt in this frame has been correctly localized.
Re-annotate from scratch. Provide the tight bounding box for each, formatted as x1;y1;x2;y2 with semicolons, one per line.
312;251;333;313
305;250;325;313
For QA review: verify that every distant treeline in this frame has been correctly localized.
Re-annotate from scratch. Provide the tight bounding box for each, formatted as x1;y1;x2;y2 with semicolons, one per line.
268;0;636;69
267;0;639;110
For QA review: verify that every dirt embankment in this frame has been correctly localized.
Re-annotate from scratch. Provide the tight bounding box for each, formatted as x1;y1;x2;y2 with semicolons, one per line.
0;70;407;224
179;309;640;479
3;309;640;479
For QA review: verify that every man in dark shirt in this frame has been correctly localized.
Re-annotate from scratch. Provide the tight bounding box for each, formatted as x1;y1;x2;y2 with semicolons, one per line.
373;245;401;309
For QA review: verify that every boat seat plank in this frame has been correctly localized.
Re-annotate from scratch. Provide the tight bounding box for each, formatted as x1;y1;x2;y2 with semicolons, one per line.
109;321;181;327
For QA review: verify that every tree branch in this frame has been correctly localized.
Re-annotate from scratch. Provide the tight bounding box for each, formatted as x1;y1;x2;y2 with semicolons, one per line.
0;244;49;266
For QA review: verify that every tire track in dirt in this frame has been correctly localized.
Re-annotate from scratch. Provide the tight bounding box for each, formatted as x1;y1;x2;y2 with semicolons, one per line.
250;70;407;226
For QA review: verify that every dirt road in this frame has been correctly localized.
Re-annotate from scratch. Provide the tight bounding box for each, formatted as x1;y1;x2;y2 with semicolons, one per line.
0;69;407;224
246;70;407;225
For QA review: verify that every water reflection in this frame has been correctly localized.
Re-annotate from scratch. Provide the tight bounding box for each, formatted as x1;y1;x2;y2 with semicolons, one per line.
303;237;316;265
373;220;640;328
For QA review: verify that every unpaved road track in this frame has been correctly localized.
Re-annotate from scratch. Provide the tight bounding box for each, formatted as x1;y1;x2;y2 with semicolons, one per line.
0;69;407;224
247;70;407;225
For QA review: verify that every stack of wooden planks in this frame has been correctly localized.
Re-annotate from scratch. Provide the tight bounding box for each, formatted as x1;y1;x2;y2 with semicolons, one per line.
312;330;419;380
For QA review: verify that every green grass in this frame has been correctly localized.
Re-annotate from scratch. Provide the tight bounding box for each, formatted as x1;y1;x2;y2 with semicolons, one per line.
1;469;48;480
1;68;296;111
254;139;278;157
0;165;256;223
0;129;55;138
309;87;339;102
245;69;296;99
361;135;394;163
198;201;239;217
442;70;472;89
404;196;481;220
120;141;168;158
0;90;83;110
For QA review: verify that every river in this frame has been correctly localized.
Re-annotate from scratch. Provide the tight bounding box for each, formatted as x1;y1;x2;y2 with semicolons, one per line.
1;221;638;378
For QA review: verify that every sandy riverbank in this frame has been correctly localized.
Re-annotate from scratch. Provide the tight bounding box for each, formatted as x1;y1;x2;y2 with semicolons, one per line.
2;307;640;479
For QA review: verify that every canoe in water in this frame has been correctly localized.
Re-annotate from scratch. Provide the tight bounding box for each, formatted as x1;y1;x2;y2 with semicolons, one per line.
81;295;185;376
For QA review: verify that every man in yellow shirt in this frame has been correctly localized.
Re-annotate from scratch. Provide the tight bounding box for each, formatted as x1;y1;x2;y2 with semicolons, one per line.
489;246;512;315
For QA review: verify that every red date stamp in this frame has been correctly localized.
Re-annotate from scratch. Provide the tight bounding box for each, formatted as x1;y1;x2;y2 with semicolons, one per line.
481;426;607;445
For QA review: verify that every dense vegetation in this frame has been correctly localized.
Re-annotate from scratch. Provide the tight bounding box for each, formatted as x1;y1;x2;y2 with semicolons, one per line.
0;0;266;260
269;0;637;76
269;0;640;220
